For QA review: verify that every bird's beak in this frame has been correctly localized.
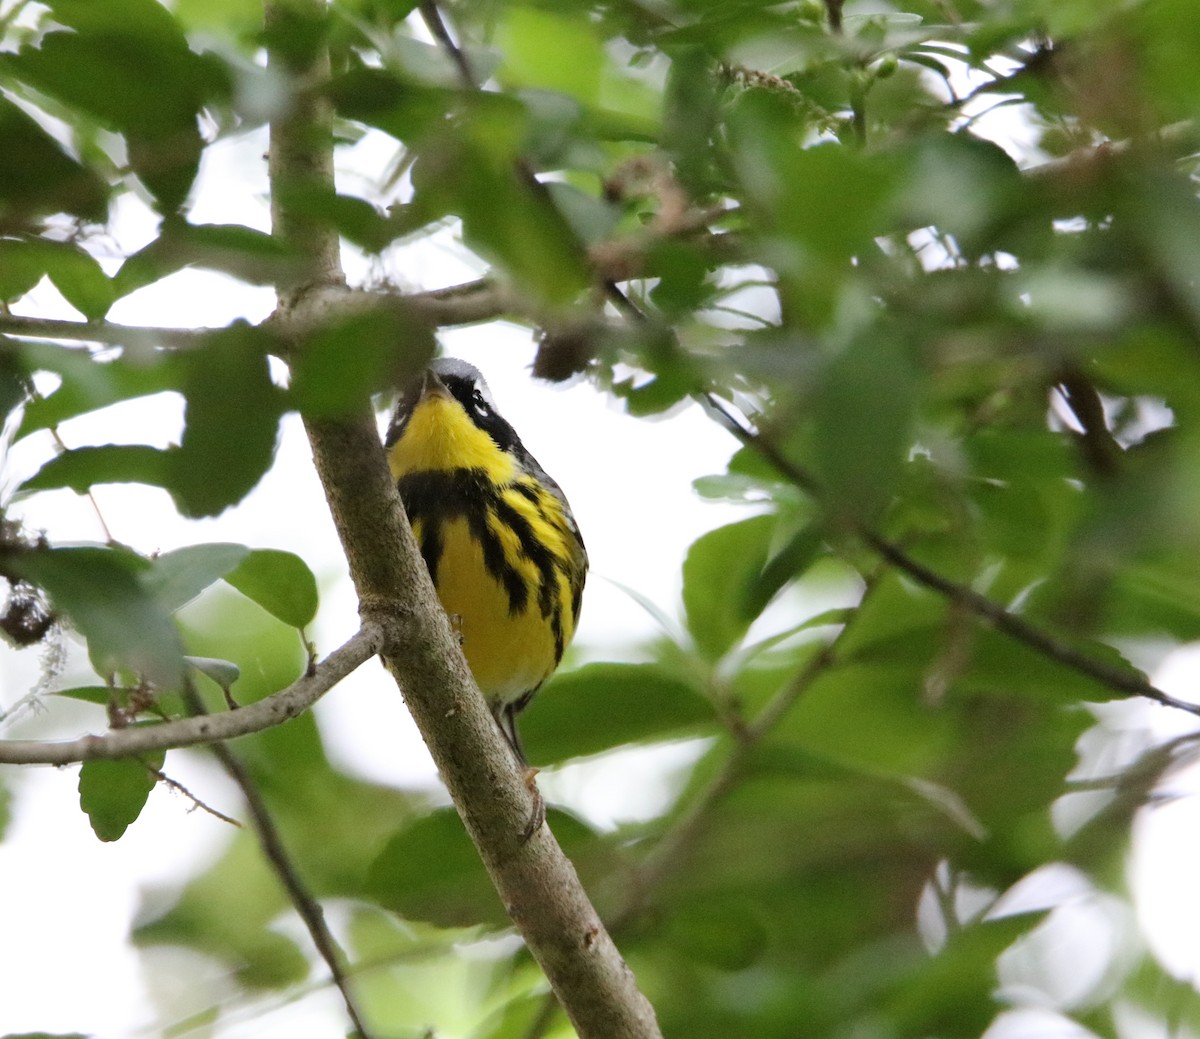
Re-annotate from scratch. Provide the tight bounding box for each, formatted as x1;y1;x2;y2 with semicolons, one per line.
421;368;452;401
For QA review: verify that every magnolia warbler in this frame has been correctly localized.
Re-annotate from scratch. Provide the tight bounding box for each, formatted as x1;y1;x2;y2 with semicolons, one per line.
385;359;587;822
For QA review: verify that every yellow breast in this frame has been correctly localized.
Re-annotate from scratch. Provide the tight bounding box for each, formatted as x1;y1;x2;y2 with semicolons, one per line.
413;513;566;700
387;391;583;706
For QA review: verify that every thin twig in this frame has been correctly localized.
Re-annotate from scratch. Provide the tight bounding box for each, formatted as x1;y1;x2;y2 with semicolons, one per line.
702;392;1200;718
45;425;116;542
1023;119;1200;179
419;0;476;89
147;764;241;827
0;624;383;765
180;680;375;1039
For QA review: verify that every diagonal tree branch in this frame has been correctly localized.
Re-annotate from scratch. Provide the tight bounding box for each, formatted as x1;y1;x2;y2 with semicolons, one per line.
179;678;375;1039
265;2;661;1035
701;392;1200;718
0;625;382;765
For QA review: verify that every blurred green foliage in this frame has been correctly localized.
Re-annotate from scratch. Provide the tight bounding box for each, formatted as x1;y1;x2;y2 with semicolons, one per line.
4;0;1200;1036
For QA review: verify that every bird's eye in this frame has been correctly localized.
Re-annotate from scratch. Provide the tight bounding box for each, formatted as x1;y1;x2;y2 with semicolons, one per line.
472;390;490;415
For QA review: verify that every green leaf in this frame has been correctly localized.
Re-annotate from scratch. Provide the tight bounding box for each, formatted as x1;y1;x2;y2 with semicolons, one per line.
498;8;605;105
8;0;222;212
775;661;954;776
880;912;1046;1035
5;546;186;687
52;685;129;706
166;324;283;518
20;444;170;495
365;807;603;928
113;222;299;299
288;305;435;417
0;96;108;225
15;343;186;440
413;96;592;304
327;69;455;143
661;895;768;971
521;662;713;762
0;346;29;429
37;240;115;320
366;808;504;928
2;1032;90;1039
224;549;319;629
742;521;827;621
812;331;919;520
682;514;776;660
728;98;896;259
78;750;164;842
143;543;250;613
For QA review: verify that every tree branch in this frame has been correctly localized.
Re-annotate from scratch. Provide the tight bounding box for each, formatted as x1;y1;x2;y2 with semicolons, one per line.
702;393;1200;718
265;2;661;1033
0;313;208;348
180;679;375;1039
0;625;382;765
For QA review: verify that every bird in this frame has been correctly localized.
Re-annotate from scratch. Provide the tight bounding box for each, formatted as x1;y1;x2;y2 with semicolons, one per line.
384;357;587;834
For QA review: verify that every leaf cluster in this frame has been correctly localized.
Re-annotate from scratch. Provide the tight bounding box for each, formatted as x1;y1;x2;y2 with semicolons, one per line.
5;0;1200;1036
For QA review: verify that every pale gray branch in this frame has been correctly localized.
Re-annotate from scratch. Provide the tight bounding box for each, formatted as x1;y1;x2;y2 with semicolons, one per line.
0;625;382;765
0;314;209;348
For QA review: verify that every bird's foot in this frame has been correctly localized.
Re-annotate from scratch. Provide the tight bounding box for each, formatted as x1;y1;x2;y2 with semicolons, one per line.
520;766;545;843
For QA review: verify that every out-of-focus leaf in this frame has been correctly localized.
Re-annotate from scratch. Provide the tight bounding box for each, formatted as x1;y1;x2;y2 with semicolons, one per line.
957;628;1136;705
812;331;919;520
0;96;108;226
326;69;454;143
727;95;896;259
5;546;186;687
20;444;170;495
682;514;776;660
288;305;435;417
270;183;399;253
366;808;605;928
366;807;506;929
0;347;29;428
134;831;310;989
78;749;164;842
166;324;283;518
15;343;186;440
113;222;298;299
143;543;250;613
521;662;713;762
776;661;954;776
497;7;605;105
224;549;319;630
662;46;721;195
0;238;116;319
661;894;768;971
24;0;225;209
405;94;591;304
742;521;827;620
894;133;1024;256
4;1;214;212
878;912;1047;1036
